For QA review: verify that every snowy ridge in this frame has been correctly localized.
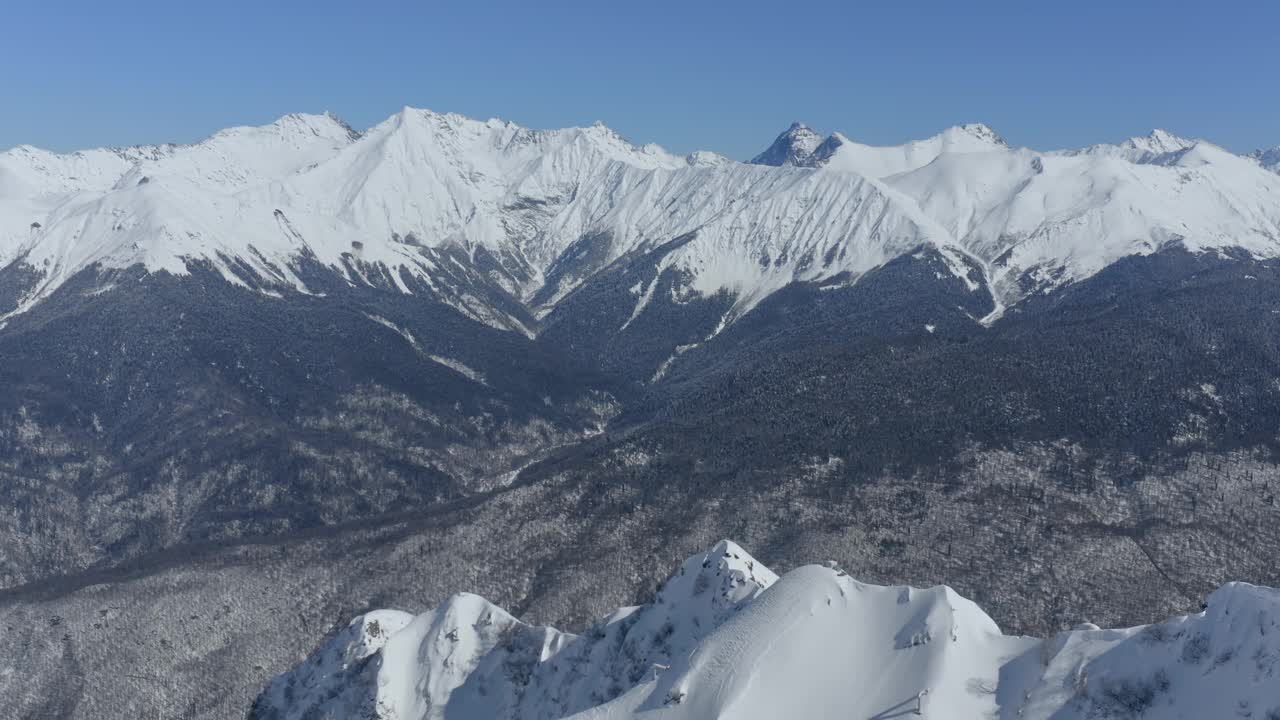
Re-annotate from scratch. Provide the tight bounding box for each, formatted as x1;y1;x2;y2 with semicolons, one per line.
0;108;967;327
749;122;1008;175
258;541;1280;720
815;122;1009;178
4;110;1280;331
823;127;1280;307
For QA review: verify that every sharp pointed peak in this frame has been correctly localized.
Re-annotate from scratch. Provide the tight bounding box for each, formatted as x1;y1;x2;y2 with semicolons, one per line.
782;121;823;137
1127;127;1196;149
751;122;827;166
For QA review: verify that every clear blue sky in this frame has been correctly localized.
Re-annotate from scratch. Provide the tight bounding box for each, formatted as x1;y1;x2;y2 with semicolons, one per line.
3;0;1276;158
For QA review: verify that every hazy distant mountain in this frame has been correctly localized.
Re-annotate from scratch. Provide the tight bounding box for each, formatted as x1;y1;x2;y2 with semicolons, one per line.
748;121;826;166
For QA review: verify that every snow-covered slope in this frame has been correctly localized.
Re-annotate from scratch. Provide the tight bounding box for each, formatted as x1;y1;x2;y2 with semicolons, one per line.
1086;128;1199;163
885;137;1280;308
771;125;1280;311
0;144;153;268
258;541;1280;720
4;110;1280;331
256;540;778;720
816;122;1009;177
0;108;967;327
0;113;354;266
749;122;1009;176
118;112;359;193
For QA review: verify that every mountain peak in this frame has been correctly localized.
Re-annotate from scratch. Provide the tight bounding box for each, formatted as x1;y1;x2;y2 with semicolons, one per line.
583;119;628;141
1125;128;1196;156
241;111;361;144
750;122;827;166
955;122;1007;146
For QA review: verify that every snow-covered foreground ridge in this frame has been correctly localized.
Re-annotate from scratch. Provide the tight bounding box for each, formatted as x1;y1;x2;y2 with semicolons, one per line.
257;541;1280;720
4;109;1280;327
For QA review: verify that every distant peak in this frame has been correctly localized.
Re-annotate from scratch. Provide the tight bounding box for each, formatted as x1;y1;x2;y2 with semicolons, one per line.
195;111;361;148
577;120;635;149
956;123;1007;146
785;122;822;140
392;105;431;125
385;106;468;134
584;119;624;139
273;111;359;139
276;111;320;122
750;122;827;167
1127;128;1195;153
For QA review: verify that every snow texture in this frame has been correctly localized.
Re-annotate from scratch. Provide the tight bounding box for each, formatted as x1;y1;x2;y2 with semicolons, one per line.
260;541;1280;720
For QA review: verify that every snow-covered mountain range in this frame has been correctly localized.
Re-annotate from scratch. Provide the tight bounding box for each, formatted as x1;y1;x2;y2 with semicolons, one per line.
7;110;1280;720
4;109;1279;331
256;540;1280;720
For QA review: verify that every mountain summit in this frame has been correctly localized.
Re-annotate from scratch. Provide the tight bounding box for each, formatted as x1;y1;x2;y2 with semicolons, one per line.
748;121;826;166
